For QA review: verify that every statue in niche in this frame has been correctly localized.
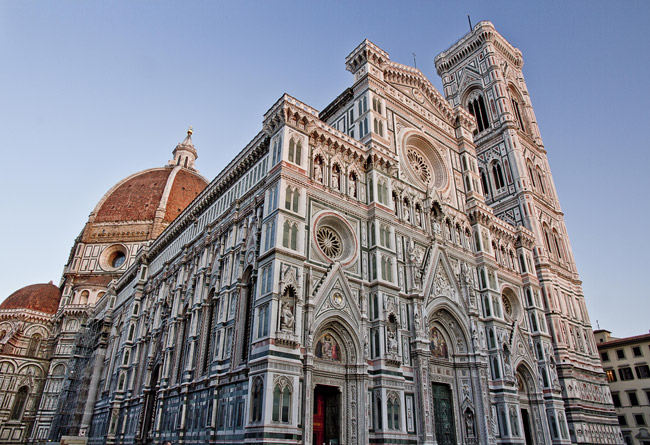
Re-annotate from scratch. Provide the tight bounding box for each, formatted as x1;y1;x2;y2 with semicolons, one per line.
314;160;323;183
502;343;513;378
280;301;295;331
315;334;340;361
363;332;369;359
403;203;410;222
430;327;448;358
387;328;398;353
348;174;357;197
414;307;422;333
465;410;475;437
415;209;421;226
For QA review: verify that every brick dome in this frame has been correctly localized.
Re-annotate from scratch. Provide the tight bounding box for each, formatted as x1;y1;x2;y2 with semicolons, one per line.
80;130;209;243
0;283;62;314
92;167;208;224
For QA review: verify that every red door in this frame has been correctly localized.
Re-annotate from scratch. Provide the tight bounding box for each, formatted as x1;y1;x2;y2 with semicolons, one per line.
313;389;326;445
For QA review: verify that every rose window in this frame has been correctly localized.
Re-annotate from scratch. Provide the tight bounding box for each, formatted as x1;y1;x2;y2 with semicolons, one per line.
316;227;342;259
502;296;512;317
406;148;431;185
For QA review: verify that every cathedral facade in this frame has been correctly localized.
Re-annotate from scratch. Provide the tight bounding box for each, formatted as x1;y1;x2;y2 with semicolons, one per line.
0;22;622;444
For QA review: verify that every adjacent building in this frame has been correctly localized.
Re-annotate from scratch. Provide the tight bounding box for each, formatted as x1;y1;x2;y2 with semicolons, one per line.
0;21;623;444
595;330;650;445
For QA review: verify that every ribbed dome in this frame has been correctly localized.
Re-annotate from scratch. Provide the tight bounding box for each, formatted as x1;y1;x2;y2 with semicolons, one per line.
92;166;207;224
79;130;209;243
0;283;62;314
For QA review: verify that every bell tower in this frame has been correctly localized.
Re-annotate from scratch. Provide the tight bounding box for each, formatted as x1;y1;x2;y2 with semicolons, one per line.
436;21;622;444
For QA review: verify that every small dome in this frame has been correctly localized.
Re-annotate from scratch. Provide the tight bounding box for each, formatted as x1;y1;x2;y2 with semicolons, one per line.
0;283;62;314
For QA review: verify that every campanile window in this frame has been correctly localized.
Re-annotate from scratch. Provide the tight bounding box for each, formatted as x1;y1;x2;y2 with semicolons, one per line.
467;94;490;134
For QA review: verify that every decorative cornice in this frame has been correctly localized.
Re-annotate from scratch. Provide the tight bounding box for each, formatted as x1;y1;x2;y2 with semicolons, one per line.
434;21;523;75
383;61;455;124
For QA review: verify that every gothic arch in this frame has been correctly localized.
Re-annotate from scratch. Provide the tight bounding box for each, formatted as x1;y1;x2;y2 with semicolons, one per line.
427;306;470;356
312;317;361;366
515;362;541;396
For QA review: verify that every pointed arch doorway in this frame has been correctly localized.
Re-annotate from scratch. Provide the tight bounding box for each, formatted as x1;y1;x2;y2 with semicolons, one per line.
516;365;541;445
313;384;340;445
308;320;364;445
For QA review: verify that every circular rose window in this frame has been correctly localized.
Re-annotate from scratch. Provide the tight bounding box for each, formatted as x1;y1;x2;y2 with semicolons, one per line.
316;227;342;259
313;212;358;266
401;133;448;191
407;147;432;184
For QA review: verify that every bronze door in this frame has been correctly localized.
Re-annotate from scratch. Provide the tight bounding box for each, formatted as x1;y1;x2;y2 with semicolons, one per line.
432;383;456;445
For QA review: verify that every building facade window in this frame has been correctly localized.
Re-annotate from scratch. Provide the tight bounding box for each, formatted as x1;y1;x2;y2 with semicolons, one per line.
10;386;29;420
287;138;302;165
619;367;634;381
272;382;291;423
635;365;650;379
467;93;490;134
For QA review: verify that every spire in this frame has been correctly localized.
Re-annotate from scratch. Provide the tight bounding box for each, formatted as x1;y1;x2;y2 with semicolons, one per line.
170;126;198;170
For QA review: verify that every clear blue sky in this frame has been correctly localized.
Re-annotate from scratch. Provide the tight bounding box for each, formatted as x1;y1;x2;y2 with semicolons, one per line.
1;1;648;338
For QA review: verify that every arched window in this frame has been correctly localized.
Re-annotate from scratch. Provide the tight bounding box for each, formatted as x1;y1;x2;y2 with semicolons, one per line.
295;140;302;165
27;334;42;357
288;138;302;165
553;230;564;260
467;93;490;134
128;324;135;341
543;227;553;256
184;157;189;168
80;290;89;305
282;221;298;251
379;225;391;248
511;96;525;132
536;168;546;194
272;381;291;423
480;169;491;197
271;137;282;165
374;119;384;137
527;164;536;189
282;221;291;248
492;162;505;190
285;186;293;210
10;386;29;420
290;224;298;250
251;378;264;422
285;186;300;212
381;256;393;282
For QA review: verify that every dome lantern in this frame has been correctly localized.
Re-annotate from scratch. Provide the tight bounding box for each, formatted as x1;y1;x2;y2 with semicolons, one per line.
170;126;198;170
